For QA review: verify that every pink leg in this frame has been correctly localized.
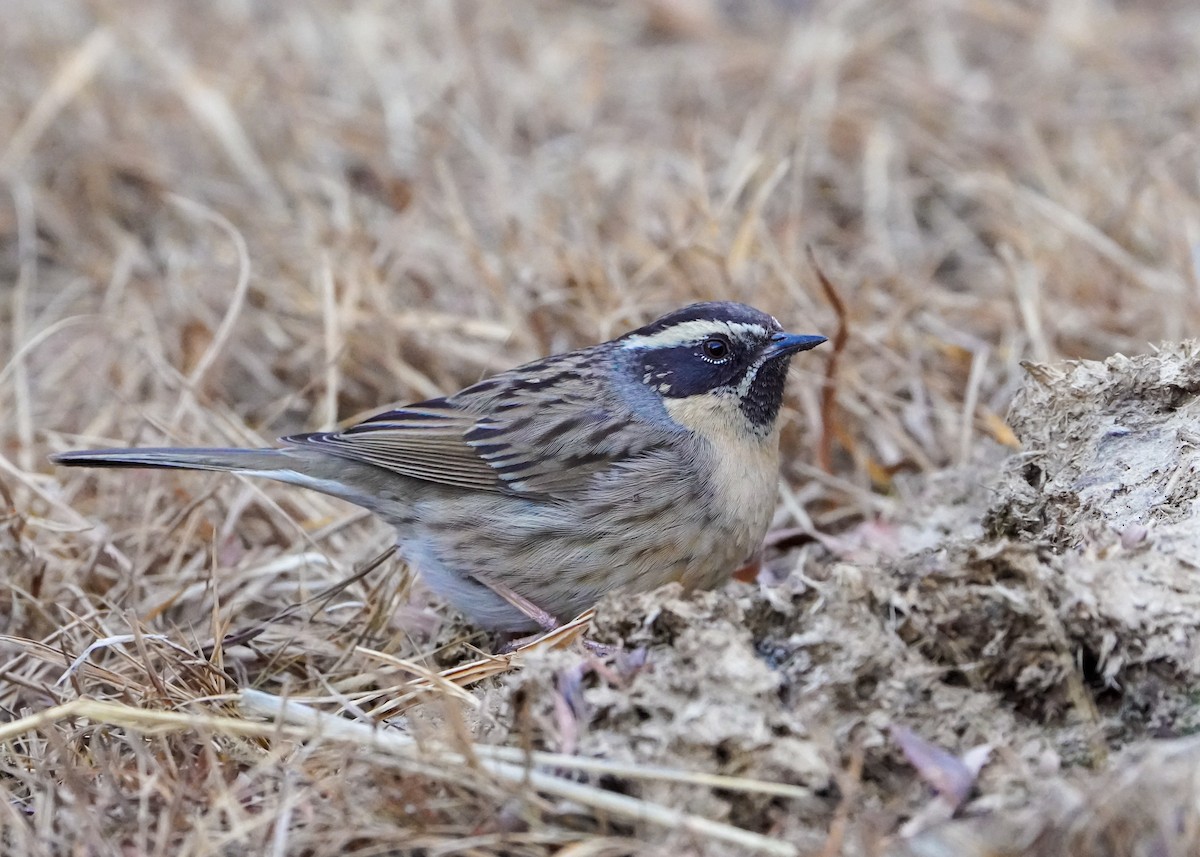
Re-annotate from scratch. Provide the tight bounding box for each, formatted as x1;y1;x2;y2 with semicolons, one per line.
732;550;764;583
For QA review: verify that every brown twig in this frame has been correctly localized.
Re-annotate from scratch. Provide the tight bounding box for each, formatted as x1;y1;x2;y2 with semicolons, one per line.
819;738;865;857
807;247;850;474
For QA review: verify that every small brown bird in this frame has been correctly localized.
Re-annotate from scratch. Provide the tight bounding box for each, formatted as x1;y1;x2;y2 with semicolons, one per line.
52;302;825;632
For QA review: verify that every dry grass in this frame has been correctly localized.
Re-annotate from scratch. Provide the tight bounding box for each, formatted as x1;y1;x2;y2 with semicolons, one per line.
4;1;1200;854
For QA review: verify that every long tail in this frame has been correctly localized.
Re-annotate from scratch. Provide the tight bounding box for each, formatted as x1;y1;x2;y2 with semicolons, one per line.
49;446;383;509
51;447;295;473
51;444;405;511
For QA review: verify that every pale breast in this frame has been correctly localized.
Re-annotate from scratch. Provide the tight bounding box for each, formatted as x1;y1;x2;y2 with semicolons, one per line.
681;429;780;590
661;394;783;589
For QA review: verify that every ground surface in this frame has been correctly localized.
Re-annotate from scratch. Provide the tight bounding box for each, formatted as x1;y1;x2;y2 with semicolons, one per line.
4;1;1200;855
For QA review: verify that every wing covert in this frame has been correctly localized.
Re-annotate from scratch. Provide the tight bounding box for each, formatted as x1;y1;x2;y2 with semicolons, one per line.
283;398;503;492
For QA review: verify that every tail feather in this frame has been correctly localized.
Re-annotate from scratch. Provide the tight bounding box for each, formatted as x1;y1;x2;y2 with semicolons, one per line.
50;447;293;473
49;446;395;511
55;447;492;626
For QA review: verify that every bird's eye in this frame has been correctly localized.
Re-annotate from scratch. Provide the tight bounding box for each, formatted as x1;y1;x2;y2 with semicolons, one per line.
701;336;731;362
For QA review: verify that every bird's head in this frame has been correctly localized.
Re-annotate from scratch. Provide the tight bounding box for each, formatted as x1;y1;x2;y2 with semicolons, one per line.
616;301;826;438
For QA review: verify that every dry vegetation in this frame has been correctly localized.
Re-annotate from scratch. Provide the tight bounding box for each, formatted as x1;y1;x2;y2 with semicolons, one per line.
4;1;1200;854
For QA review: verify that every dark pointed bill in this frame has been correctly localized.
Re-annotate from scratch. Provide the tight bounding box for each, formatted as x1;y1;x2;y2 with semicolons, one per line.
762;332;827;360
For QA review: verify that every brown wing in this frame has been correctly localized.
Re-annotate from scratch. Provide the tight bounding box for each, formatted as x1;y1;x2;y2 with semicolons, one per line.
283;358;679;499
283;399;504;491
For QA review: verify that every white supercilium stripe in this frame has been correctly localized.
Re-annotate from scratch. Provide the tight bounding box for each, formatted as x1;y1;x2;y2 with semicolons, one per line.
620;320;768;350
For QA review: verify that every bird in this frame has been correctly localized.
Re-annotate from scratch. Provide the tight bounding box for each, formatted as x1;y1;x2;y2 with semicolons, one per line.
51;302;826;632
